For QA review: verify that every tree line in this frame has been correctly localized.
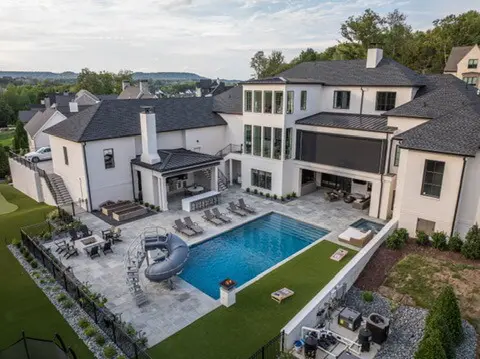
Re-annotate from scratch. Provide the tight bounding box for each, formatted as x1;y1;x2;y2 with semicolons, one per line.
250;9;480;78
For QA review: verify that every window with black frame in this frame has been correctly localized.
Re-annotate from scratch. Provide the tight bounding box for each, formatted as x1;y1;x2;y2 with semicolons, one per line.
375;92;396;111
421;160;445;198
300;90;307;110
264;91;273;113
285;128;292;159
468;59;478;69
394;144;401;166
333;91;350;109
244;91;252;112
253;126;261;156
244;125;252;154
286;91;294;114
104;148;115;169
263;127;272;158
251;169;272;190
273;128;282;159
63;146;68;165
274;91;283;114
254;91;262;112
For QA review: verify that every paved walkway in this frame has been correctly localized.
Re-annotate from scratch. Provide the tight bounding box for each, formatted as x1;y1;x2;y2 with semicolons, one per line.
48;187;381;347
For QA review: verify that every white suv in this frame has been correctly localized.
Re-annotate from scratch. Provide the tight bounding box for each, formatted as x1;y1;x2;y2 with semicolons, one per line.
25;147;52;163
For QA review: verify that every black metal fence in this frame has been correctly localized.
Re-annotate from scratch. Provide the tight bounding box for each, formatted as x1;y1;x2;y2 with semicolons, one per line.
20;229;152;359
247;331;285;359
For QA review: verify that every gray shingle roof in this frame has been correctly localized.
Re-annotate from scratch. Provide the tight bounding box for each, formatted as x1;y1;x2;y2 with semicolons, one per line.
18;109;39;123
444;46;474;72
296;112;394;133
276;58;424;87
212;85;243;114
397;103;480;157
24;108;58;136
117;85;156;99
45;97;227;142
131;148;221;173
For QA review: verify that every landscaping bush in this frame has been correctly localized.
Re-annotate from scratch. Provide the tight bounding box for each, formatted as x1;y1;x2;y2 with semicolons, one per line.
461;223;480;260
95;334;105;346
78;317;90;329
431;231;447;250
291;192;297;198
448;232;463;252
30;260;38;268
280;196;284;202
139;200;143;205
155;206;160;212
56;293;67;302
259;192;264;196
84;326;97;338
286;194;291;200
424;311;454;359
386;231;404;250
253;189;258;195
47;209;60;221
12;238;21;248
435;286;463;345
362;291;374;302
150;204;155;210
266;193;270;198
246;187;250;193
396;228;409;242
103;345;117;359
62;299;74;309
416;231;429;246
144;202;149;207
414;329;447;359
273;194;277;200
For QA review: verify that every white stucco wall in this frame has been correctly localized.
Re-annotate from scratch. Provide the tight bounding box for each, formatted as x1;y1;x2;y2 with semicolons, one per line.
9;159;43;202
387;116;429;134
184;126;226;155
394;149;464;235
220;114;244;146
157;131;185;150
241;156;285;196
32;111;67;150
455;45;480;87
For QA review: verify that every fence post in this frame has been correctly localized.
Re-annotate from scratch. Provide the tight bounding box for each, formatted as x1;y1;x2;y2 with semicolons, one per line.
261;346;265;359
41;251;45;266
111;322;116;344
93;304;98;323
63;272;67;289
71;202;75;217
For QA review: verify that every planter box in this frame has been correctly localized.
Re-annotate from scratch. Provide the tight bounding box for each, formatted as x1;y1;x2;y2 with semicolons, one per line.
101;202;133;216
112;206;148;222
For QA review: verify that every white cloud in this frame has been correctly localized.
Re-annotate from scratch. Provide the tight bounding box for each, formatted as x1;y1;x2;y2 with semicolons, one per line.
0;0;477;79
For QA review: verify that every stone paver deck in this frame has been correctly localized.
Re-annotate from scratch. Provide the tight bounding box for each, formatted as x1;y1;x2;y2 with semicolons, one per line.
47;187;382;346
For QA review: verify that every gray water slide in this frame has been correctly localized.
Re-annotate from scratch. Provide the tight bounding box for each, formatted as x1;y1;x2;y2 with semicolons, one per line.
144;233;189;282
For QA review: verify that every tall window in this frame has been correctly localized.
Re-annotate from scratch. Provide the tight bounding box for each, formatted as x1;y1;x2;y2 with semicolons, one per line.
244;91;252;112
463;77;478;86
333;91;351;109
394;144;401;166
253;91;262;112
251;169;272;190
63;146;68;165
103;148;115;169
244;125;252;154
264;91;273;113
300;90;307;110
375;92;396;111
253;125;261;156
421;160;445;198
285;128;292;159
273;128;282;160
274;91;283;114
286;91;294;114
263;127;272;158
468;59;478;69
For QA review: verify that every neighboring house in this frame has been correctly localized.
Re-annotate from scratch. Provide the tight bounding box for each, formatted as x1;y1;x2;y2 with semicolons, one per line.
444;45;480;88
18;109;40;124
196;79;232;97
24;108;68;151
118;80;157;99
13;47;480;240
74;90;118;105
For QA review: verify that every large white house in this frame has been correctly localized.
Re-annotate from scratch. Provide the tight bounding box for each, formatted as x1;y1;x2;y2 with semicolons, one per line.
12;47;480;238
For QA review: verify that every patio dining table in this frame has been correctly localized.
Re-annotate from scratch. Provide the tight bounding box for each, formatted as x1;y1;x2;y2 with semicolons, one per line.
187;185;204;194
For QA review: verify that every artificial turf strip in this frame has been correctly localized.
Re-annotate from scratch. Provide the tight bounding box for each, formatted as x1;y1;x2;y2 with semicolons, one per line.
149;240;355;359
0;184;93;358
0;190;18;215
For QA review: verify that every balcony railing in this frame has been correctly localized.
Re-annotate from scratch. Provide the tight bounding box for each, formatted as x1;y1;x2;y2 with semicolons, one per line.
215;144;243;158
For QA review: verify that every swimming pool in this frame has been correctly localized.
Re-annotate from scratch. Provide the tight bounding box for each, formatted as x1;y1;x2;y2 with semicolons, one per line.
179;213;329;299
350;218;384;234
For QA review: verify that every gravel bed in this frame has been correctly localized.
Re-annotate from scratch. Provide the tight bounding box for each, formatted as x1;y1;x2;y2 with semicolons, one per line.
8;244;125;359
345;286;477;359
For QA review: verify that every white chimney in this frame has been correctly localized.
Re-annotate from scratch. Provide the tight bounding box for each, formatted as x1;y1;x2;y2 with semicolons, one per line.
140;106;160;165
69;101;79;113
366;47;383;68
122;80;130;91
139;80;148;94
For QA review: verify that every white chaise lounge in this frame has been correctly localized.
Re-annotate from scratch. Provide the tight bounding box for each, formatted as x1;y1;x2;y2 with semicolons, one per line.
338;227;373;248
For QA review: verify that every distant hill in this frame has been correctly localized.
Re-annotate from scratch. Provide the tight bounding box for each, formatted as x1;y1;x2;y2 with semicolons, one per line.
0;71;241;82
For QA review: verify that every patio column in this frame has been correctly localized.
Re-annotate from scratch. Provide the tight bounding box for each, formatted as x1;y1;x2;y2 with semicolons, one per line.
159;176;168;211
211;167;219;192
229;160;233;185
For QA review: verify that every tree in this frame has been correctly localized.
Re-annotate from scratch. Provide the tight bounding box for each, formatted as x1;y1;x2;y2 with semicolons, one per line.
435;286;463;345
461;223;480;259
12;121;28;152
414;329;447;359
340;8;386;48
0;146;9;178
250;51;268;79
292;48;318;64
0;96;15;127
250;50;286;79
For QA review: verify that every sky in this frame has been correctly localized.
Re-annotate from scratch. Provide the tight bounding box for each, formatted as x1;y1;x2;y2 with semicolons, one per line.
0;0;477;79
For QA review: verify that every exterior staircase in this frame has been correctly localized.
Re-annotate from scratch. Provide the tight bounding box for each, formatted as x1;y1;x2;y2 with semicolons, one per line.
202;168;229;192
46;174;73;206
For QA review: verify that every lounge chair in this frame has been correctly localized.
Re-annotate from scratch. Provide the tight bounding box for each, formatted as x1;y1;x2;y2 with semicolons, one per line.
79;225;92;238
173;219;196;237
184;217;204;234
64;244;78;259
237;198;255;213
212;208;231;223
202;210;223;226
227;202;248;217
271;288;295;304
338;228;373;248
86;245;100;259
54;240;68;253
102;241;113;255
69;229;79;242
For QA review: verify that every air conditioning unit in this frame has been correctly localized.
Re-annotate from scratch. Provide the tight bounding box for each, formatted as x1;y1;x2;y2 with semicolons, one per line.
366;313;390;344
338;307;362;332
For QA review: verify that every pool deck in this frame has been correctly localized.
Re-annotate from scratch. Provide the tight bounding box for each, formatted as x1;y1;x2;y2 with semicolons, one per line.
46;187;382;347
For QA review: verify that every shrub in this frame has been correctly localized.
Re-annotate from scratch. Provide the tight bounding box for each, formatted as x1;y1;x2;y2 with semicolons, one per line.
259;192;264;196
414;329;447;359
40;279;47;284
149;204;155;210
246;187;250;193
448;232;463;252
84;326;97;338
139;200;143;205
144;202;149;207
291;191;297;198
286;194;291;200
435;286;463;345
62;299;74;309
95;334;106;346
461;223;480;259
78;318;90;329
56;293;67;302
280;196;284;202
47;209;60;221
431;231;447;250
386;233;403;250
273;194;277;200
12;238;21;248
266;193;270;198
416;231;429;246
103;345;117;359
396;228;409;242
253;189;258;194
424;311;454;358
362;291;374;302
30;260;38;268
155;206;160;212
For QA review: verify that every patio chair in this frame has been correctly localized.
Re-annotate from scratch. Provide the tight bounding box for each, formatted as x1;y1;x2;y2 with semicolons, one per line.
227;202;248;217
212;208;232;223
79;225;92;238
64;244;78;259
69;229;79;242
86;245;100;259
184;217;204;234
54;240;68;253
172;219;196;237
202;210;223;226
237;198;256;213
112;226;122;242
102;241;113;255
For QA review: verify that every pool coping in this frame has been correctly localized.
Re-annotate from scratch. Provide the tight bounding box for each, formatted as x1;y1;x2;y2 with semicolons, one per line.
182;210;334;300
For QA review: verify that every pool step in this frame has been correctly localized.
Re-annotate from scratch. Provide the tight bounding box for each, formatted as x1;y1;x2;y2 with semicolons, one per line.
256;216;328;242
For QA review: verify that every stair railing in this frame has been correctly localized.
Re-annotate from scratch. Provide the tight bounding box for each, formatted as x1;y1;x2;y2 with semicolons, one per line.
217;169;229;189
215;144;243;157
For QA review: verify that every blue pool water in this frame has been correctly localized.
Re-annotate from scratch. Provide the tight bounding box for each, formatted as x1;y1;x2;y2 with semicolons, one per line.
179;213;329;299
351;218;384;234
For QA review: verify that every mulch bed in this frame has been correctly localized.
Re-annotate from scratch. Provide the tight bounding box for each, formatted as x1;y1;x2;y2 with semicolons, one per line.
355;239;480;291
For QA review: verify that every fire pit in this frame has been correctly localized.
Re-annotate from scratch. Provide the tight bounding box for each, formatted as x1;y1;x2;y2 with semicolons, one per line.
80;237;97;246
219;278;236;291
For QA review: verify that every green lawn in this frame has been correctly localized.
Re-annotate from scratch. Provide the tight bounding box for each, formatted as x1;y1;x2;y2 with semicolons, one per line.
0;190;18;215
149;240;355;359
0;129;14;147
0;184;93;358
